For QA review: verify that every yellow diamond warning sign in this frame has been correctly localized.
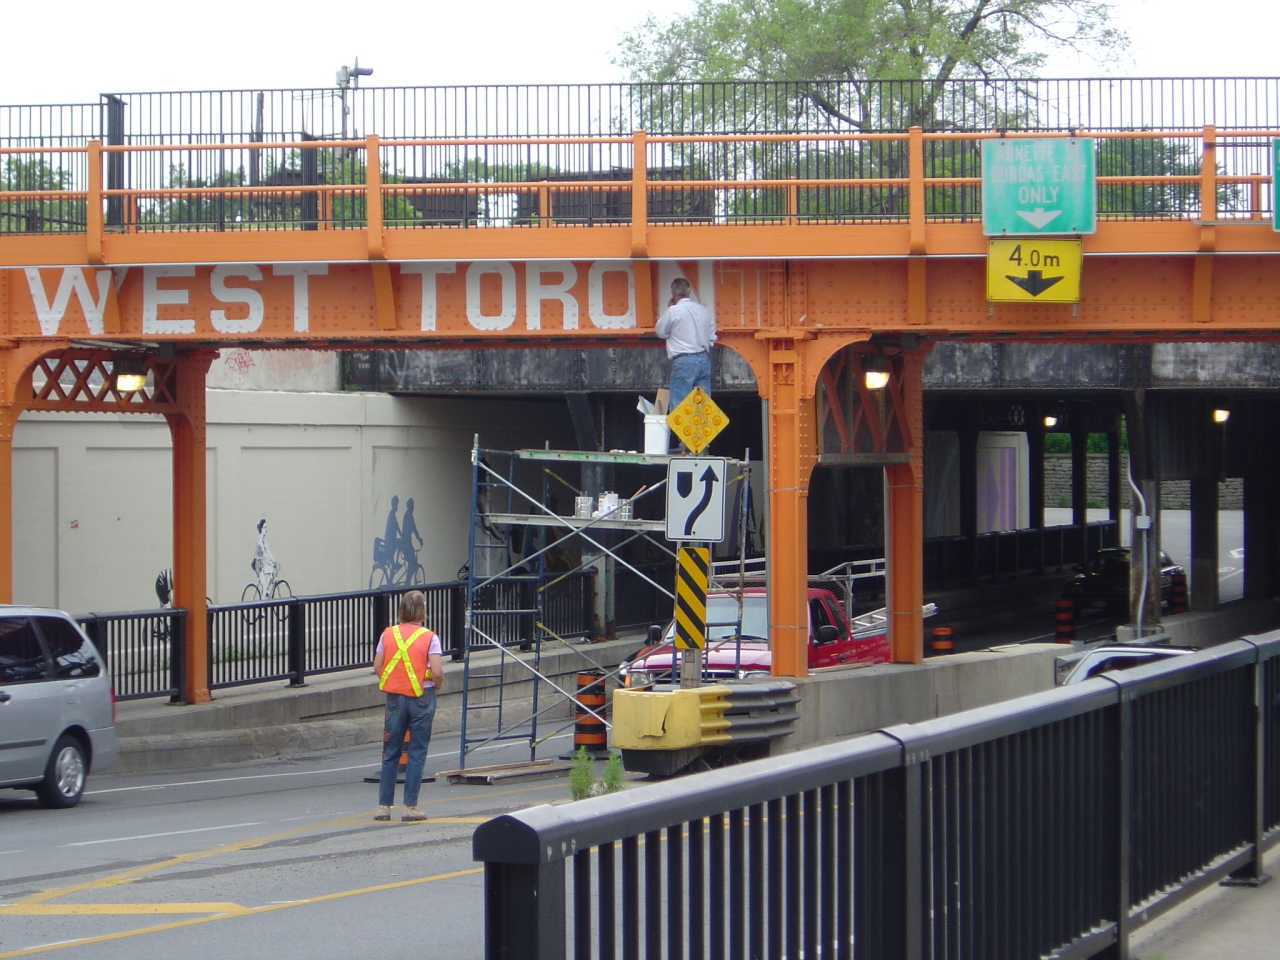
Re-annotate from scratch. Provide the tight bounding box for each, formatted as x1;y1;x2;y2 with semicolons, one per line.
666;388;729;454
987;238;1082;303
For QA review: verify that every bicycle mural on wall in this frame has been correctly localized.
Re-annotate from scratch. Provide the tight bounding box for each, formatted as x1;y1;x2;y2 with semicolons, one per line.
242;518;292;622
370;495;425;588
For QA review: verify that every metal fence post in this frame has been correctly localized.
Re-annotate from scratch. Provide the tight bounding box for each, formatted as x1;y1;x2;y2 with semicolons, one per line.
371;590;390;645
169;611;187;704
583;568;597;641
450;582;466;661
1224;648;1271;886
1100;697;1135;960
484;862;566;960
287;599;307;687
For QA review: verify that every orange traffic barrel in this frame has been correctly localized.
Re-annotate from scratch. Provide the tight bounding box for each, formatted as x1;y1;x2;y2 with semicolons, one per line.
1054;599;1076;643
383;728;412;769
1169;572;1189;614
930;626;955;654
573;670;608;753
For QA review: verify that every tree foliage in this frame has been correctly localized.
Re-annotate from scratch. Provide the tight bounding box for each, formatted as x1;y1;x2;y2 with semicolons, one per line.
618;0;1126;125
615;0;1125;222
1096;135;1241;217
0;157;83;233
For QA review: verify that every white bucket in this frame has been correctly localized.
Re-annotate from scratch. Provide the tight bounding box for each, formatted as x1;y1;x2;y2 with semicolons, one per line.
643;413;670;455
574;495;594;518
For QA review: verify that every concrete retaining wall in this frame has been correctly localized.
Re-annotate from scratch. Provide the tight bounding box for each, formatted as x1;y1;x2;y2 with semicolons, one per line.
1115;598;1276;647
1043;453;1243;509
781;644;1065;749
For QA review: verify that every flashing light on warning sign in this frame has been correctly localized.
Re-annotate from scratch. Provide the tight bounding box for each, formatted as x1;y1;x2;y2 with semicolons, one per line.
666;388;729;455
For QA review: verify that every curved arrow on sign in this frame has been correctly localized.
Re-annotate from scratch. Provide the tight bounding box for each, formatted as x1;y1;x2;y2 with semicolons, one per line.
683;464;720;536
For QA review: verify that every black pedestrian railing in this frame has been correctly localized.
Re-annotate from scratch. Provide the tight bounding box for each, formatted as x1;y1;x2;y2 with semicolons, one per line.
79;571;593;702
474;629;1280;960
924;518;1118;589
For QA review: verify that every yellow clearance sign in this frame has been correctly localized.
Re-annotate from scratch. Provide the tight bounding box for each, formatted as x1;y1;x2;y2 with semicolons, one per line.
986;239;1083;303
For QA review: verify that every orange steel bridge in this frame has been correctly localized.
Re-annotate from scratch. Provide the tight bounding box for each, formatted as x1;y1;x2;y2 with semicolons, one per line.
4;104;1280;702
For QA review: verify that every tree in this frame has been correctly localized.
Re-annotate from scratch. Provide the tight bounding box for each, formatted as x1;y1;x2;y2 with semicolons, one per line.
616;1;1124;221
618;0;1125;130
1096;136;1242;218
0;157;83;233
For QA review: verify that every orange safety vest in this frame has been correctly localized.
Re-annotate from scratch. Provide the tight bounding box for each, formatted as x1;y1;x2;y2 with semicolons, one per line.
378;624;433;696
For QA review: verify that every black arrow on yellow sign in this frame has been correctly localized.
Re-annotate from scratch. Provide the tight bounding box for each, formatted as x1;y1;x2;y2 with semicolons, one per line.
1005;270;1064;297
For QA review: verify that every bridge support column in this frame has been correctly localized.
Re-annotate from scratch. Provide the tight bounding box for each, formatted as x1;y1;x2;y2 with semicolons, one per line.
1189;478;1220;611
0;405;13;604
166;351;215;704
886;348;925;665
760;338;817;678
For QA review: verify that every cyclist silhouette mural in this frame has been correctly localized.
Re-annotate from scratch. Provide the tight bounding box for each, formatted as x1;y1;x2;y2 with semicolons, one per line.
242;518;292;622
371;496;425;588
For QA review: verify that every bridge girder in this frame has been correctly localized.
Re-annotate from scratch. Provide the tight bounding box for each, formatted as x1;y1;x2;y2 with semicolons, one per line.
3;221;1280;684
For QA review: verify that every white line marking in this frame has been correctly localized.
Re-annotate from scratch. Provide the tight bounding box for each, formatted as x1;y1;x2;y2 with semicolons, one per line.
63;822;265;847
88;764;375;794
89;734;572;794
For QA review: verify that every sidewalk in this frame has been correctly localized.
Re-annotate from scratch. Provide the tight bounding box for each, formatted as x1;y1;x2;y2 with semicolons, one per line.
1128;846;1280;960
111;633;641;774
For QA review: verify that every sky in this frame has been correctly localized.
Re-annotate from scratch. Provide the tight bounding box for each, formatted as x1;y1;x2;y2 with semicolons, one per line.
2;0;1275;105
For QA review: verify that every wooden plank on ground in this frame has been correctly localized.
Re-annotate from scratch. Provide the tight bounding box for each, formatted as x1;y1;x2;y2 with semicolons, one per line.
436;759;572;785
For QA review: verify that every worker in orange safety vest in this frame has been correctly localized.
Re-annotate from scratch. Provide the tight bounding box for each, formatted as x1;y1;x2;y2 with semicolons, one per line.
371;590;443;822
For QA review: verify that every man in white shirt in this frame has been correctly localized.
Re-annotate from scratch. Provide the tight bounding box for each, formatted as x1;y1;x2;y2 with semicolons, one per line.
655;277;717;406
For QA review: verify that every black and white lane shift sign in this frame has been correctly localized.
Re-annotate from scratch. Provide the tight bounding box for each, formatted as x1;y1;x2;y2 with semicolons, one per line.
665;457;727;543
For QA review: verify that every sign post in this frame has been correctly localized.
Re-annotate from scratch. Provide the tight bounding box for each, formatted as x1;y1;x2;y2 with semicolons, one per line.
982;138;1097;236
674;546;710;687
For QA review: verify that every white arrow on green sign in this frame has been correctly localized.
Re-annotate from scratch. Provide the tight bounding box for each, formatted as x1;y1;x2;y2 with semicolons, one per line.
982;137;1096;236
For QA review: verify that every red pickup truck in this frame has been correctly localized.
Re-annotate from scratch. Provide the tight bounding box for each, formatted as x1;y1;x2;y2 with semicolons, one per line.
621;586;905;685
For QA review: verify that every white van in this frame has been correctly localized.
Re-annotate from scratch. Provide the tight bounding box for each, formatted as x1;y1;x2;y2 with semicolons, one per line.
0;607;117;807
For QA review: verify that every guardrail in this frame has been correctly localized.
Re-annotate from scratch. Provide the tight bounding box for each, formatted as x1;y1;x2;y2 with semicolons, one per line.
78;571;593;702
474;629;1280;960
2;126;1277;239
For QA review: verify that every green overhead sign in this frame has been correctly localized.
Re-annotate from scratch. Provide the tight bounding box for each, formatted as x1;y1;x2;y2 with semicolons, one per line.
982;138;1096;236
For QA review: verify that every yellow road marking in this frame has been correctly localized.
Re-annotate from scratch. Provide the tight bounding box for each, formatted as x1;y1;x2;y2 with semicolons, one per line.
0;779;559;958
0;867;483;958
1;904;246;916
421;817;491;824
13;779;555;909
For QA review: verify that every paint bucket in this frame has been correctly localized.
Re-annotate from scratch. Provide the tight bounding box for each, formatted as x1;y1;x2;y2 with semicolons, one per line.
574;495;594;518
643;413;669;454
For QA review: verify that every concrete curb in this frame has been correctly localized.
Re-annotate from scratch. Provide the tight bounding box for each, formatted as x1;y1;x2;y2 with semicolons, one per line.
113;716;388;774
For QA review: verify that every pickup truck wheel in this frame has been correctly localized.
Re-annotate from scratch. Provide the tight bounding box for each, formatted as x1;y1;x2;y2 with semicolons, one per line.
35;735;87;809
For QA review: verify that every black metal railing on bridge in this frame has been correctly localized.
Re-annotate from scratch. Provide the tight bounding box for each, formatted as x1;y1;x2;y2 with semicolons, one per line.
925;518;1119;589
475;629;1280;960
77;571;594;702
4;78;1280;235
9;79;1280;146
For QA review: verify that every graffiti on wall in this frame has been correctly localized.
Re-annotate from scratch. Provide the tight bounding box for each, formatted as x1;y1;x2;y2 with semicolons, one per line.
371;496;425;588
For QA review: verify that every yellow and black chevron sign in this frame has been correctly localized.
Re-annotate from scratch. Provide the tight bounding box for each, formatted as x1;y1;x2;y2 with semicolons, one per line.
673;546;710;650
